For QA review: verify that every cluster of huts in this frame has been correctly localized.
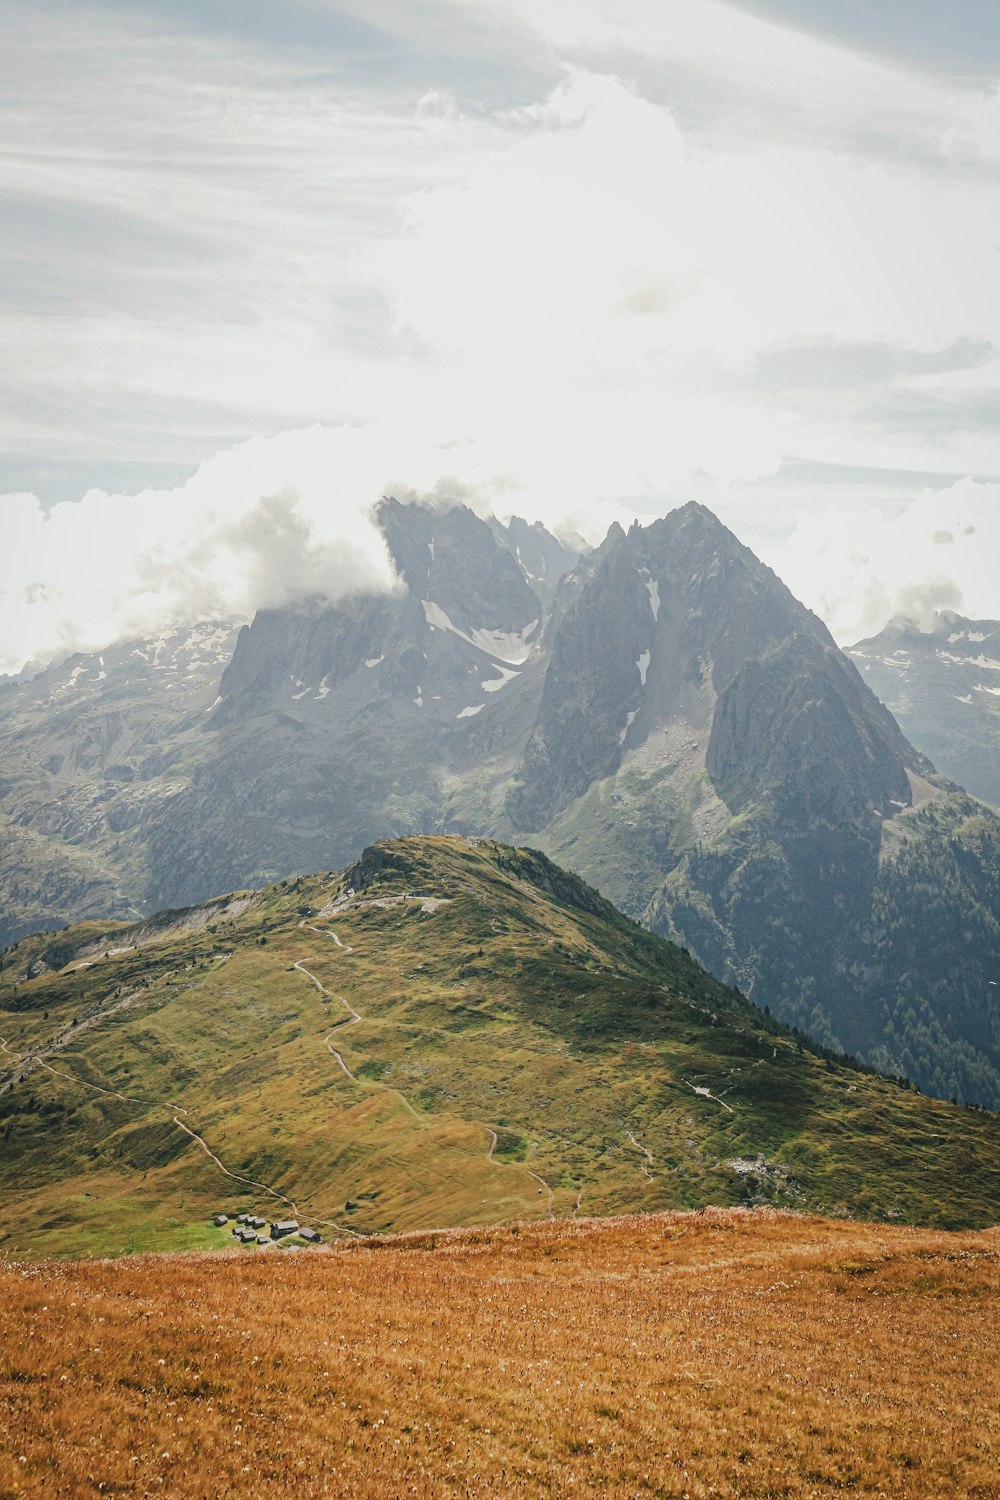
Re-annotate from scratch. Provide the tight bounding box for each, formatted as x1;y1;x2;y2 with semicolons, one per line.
212;1212;321;1247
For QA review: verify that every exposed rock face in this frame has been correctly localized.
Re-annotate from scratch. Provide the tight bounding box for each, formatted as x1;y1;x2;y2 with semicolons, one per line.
0;621;241;943
508;504;842;829
848;612;1000;807
2;499;999;1108
132;502;570;910
378;497;542;633
707;632;915;822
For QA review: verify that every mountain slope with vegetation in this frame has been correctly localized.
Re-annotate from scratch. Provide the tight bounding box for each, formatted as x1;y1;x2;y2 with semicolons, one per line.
1;836;999;1260
2;499;999;1110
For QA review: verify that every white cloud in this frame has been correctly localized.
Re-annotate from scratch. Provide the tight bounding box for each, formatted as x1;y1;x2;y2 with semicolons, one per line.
0;429;407;673
764;477;1000;643
2;3;999;666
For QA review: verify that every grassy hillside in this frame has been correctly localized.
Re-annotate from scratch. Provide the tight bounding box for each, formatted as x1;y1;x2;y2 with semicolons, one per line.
1;835;998;1259
1;1209;998;1498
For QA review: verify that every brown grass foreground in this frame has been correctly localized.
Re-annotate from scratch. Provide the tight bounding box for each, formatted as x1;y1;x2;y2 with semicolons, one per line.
0;1209;998;1499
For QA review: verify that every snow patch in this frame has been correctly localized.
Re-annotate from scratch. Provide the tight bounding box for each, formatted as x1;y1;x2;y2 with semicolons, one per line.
421;600;538;664
974;683;1000;697
365;655;384;668
413;686;423;707
481;664;520;693
636;650;651;686
514;546;539;583
314;675;331;700
639;567;660;621
939;650;1000;671
457;704;484;718
618;708;639;745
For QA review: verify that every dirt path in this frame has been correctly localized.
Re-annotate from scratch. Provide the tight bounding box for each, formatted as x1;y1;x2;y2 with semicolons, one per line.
2;1037;311;1230
527;1169;554;1218
173;1117;299;1217
684;1080;734;1114
626;1129;655;1180
324;1037;354;1077
294;959;361;1023
299;920;353;953
484;1126;498;1160
1;1037;153;1109
293;957;422;1120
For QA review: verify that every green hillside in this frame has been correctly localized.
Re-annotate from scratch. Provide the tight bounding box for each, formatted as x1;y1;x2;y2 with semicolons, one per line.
0;835;998;1259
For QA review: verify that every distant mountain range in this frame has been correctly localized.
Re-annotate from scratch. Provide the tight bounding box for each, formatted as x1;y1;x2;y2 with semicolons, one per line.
849;612;1000;808
2;500;998;1108
3;835;998;1258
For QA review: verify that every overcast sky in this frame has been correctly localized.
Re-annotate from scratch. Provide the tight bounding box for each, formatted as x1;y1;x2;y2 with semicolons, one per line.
2;0;999;670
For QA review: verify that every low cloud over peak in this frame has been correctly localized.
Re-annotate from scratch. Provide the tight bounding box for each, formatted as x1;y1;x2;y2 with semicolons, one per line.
1;429;405;674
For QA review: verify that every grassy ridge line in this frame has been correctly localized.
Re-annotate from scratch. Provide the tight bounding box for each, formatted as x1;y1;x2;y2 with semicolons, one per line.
1;835;999;1260
1;1208;998;1498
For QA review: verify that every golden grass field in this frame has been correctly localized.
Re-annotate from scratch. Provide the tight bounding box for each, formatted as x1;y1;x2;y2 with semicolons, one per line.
1;1207;998;1498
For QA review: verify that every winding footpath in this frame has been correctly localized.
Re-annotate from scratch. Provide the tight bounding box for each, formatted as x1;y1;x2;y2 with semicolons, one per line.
626;1128;655;1180
0;1037;318;1235
527;1168;554;1218
173;1117;299;1216
1;1036;153;1109
684;1080;735;1114
295;925;554;1220
293;942;420;1122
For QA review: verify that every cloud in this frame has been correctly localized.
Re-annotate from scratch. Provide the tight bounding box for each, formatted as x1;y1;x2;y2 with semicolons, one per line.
378;67;1000;492
750;337;994;392
3;4;999;668
0;429;409;674
764;477;1000;643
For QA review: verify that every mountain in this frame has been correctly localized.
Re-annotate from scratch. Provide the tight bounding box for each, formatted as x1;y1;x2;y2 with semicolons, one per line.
2;499;999;1109
0;621;242;944
505;509;1000;1108
133;499;575;912
848;612;1000;807
0;505;576;938
2;835;998;1259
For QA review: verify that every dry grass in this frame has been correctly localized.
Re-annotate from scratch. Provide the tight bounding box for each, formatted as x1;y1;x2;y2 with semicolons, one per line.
1;1208;998;1498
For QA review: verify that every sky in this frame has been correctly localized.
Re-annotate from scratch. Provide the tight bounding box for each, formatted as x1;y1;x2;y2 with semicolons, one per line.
2;0;999;670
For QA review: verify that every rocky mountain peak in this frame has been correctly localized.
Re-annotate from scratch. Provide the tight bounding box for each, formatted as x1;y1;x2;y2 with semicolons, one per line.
507;502;847;829
375;495;540;633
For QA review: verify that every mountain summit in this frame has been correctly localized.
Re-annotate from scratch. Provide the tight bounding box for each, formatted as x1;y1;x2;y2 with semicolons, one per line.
3;834;999;1258
1;501;998;1107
